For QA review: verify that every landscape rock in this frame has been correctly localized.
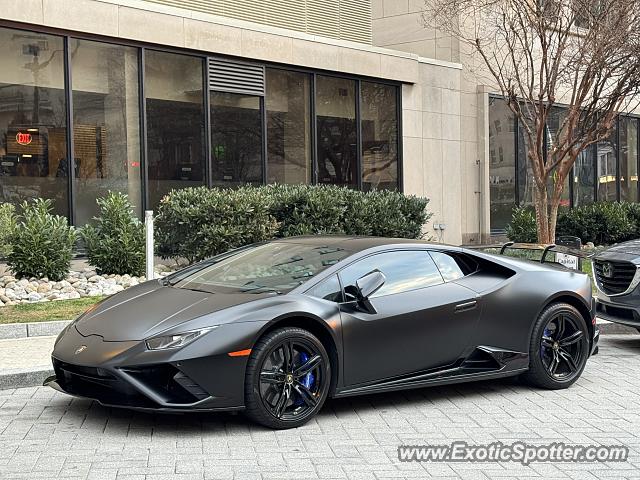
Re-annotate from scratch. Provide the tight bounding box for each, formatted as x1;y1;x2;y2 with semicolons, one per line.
0;267;174;307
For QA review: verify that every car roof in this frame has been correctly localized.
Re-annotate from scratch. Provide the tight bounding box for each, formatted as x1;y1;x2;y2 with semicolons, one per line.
271;235;459;254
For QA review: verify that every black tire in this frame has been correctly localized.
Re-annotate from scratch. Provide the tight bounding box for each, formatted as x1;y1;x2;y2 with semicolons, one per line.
522;303;589;390
245;327;331;429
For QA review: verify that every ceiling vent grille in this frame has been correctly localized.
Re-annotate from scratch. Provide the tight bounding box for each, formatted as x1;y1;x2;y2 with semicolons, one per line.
207;58;265;96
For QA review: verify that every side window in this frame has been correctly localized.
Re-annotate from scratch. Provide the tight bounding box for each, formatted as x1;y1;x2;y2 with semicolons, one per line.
339;250;443;300
429;251;478;282
307;274;343;303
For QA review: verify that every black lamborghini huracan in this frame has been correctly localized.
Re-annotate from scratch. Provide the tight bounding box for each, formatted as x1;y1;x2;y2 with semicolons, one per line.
46;236;599;429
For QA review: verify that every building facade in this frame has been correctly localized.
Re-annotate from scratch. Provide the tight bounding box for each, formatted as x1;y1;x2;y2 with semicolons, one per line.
2;0;634;243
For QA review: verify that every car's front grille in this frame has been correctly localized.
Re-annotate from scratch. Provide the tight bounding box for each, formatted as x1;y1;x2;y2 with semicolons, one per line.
52;358;155;408
594;259;637;295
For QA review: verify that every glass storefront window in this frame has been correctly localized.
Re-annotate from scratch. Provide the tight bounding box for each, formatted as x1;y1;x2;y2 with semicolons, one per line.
0;28;68;217
546;108;570;210
211;92;263;186
316;76;357;187
266;69;311;185
145;50;205;209
360;82;398;191
620;117;638;202
597;126;618;202
71;40;141;225
488;97;516;231
573;146;596;207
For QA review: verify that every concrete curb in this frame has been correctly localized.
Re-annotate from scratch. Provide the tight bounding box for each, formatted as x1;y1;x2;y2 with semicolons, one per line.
0;320;70;340
0;367;53;389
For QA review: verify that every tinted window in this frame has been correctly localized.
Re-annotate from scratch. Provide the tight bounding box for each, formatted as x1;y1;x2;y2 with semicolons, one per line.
71;39;141;224
339;250;443;299
145;50;206;209
0;28;68;217
430;252;465;281
173;242;350;294
211;92;262;186
307;275;343;303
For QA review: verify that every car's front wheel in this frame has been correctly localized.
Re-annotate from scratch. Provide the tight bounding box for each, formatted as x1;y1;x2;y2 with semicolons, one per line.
523;303;589;389
245;327;331;429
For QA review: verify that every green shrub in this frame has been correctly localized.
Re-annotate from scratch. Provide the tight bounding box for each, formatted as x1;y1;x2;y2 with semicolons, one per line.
266;184;346;236
155;186;280;263
155;185;431;263
80;192;146;276
557;202;635;245
0;203;16;258
505;206;538;243
621;202;640;239
7;198;76;281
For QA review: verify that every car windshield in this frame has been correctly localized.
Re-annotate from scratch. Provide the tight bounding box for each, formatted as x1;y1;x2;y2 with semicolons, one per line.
171;242;351;294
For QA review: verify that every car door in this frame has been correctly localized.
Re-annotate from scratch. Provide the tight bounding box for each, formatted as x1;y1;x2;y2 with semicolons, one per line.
339;249;480;386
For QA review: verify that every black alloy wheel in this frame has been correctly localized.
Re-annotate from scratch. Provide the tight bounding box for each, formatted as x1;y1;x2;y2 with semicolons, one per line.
539;314;585;381
523;302;589;389
245;327;330;429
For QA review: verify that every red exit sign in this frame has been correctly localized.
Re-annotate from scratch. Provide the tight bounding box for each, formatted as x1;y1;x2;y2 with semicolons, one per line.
16;132;32;145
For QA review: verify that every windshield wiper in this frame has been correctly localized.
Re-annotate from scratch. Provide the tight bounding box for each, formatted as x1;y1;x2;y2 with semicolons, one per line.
240;281;282;294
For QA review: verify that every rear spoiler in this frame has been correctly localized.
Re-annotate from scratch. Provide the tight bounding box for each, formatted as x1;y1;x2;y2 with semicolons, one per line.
468;242;593;269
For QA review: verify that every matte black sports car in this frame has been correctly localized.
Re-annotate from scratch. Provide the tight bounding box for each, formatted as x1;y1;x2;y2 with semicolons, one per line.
46;236;599;429
592;239;640;331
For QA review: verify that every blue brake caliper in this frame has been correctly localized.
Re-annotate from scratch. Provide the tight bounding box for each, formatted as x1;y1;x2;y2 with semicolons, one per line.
541;327;552;358
294;352;315;406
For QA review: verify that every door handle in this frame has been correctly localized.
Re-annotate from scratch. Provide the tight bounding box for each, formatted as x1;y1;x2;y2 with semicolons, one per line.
454;300;477;313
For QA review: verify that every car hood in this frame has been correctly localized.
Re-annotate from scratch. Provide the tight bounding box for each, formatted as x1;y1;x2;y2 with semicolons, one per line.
598;239;640;257
74;281;270;341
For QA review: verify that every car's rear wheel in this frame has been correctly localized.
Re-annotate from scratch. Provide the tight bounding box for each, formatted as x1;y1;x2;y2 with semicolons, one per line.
245;327;330;429
523;303;589;389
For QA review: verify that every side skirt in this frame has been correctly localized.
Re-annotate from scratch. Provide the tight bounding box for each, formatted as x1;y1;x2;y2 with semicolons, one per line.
333;346;529;398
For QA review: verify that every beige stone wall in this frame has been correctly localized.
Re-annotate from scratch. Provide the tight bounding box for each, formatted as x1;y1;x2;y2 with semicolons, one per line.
371;0;459;63
374;4;488;245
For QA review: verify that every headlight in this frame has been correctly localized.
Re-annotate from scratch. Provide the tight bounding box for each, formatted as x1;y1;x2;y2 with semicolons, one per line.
145;327;217;351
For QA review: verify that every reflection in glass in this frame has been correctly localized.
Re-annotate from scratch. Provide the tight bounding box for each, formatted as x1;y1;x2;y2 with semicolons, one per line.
360;82;398;191
316;76;357;187
145;51;205;209
0;27;68;216
339;251;443;298
545;108;570;210
573;146;596;206
211;92;263;186
266;69;311;184
488;98;516;231
620;117;638;202
71;40;141;225
597;126;617;202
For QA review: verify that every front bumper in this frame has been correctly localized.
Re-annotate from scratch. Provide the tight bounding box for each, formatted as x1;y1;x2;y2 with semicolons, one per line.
595;297;640;329
44;324;254;412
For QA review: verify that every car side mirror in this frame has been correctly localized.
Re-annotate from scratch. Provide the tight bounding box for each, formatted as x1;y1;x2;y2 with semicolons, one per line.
356;270;386;299
344;270;386;313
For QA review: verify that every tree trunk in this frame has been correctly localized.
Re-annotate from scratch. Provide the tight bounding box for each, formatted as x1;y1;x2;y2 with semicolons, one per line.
533;182;552;244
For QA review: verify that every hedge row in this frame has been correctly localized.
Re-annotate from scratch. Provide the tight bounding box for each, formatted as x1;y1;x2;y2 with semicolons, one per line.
155;185;432;263
506;202;640;245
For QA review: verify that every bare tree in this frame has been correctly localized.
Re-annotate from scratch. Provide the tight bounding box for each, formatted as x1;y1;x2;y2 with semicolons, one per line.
424;0;640;243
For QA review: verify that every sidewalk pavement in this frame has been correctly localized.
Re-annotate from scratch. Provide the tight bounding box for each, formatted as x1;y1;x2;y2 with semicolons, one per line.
0;335;55;389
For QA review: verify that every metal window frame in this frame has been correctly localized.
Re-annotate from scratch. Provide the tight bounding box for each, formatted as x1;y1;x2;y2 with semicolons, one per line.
0;19;405;224
63;36;75;225
139;48;149;212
